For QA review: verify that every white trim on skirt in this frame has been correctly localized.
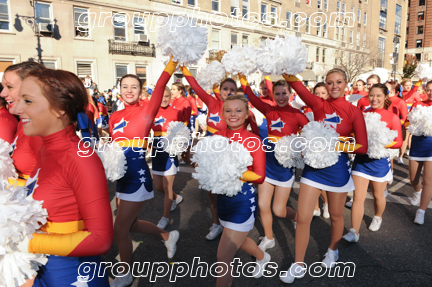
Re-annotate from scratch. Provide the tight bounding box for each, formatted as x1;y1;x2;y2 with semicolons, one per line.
409;156;432;162
300;176;355;193
116;184;154;202
152;164;179;176
219;214;255;232
351;169;392;182
265;175;295;188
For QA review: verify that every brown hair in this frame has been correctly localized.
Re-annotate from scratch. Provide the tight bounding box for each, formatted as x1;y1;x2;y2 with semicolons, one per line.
386;80;401;95
120;74;143;92
5;61;46;80
220;78;238;92
185;85;196;99
259;79;266;87
426;80;432;88
313;82;326;93
0;84;5;107
367;74;381;83
356;79;366;85
369;83;391;110
222;94;249;113
172;82;186;98
326;68;347;82
272;79;292;94
26;69;88;127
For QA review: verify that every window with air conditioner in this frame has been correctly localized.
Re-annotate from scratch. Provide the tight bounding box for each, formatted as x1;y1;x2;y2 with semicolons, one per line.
113;13;127;41
35;1;53;33
74;7;90;38
0;0;11;31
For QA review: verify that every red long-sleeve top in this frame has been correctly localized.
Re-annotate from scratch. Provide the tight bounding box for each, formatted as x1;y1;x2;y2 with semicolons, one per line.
403;82;422;110
171;96;192;125
152;106;184;136
214;126;265;184
285;76;368;154
357;96;371;112
109;60;177;141
389;96;409;124
263;76;275;105
241;76;308;140
27;125;113;257
0;106;18;144
365;108;402;149
187;95;199;116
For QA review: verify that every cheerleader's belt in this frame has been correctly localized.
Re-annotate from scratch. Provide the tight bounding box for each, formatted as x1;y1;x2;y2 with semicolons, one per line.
115;139;148;149
153;131;168;137
7;173;30;186
207;126;218;135
335;137;363;153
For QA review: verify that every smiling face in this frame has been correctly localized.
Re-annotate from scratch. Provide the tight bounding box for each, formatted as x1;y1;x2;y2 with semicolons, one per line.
220;82;236;101
366;78;379;91
0;71;22;114
120;77;141;105
355;80;365;92
223;99;248;130
273;85;290;107
403;81;412;92
314;86;329;100
368;87;386;109
325;72;347;99
14;77;65;137
259;82;269;98
161;89;171;108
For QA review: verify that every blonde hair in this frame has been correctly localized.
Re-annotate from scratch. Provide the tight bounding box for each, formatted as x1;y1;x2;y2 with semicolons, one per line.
222;95;249;112
326;68;348;82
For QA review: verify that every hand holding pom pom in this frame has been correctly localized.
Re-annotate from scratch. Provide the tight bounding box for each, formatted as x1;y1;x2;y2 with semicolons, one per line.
162;121;191;156
363;113;398;159
274;134;305;169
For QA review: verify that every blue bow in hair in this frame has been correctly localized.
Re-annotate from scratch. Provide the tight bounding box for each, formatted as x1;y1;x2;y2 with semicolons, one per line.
147;88;153;95
77;112;99;143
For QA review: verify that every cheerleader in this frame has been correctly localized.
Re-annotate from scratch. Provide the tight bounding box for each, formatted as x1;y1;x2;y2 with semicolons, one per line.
280;69;368;283
386;81;409;125
185;85;199;134
0;95;17;144
255;77;275;140
357;75;381;112
0;62;45;187
14;69;113;286
343;84;402;242
213;95;268;286
152;86;184;230
407;80;432;224
181;66;259;241
171;82;192;126
240;77;308;252
352;79;368;96
109;59;180;287
418;84;427;101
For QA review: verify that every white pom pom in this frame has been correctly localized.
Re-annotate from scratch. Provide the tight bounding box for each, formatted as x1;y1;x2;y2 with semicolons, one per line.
357;72;371;83
256;34;307;76
407;105;432;137
96;142;127;181
414;64;432;82
274;134;305;169
346;94;365;105
371;68;388;83
0;140;17;185
388;149;399;159
197;114;207;128
197;61;226;91
191;136;252;197
221;45;258;75
301;121;340;169
156;15;208;66
162;121;191;156
290;95;306;110
363;112;398;159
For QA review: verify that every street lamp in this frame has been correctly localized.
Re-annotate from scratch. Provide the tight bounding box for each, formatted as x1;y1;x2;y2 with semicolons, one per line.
392;36;400;80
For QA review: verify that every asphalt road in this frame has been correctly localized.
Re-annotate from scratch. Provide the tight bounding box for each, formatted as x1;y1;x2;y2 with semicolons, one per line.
102;154;432;286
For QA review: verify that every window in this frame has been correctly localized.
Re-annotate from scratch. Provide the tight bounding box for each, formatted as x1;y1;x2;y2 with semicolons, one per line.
231;32;238;48
417;26;423;34
351;7;354;22
342;3;346;17
316;21;321;36
324;0;328;11
416;39;423;48
76;61;93;79
363;33;366;47
364;12;367;25
212;30;220;50
136;65;147;86
261;37;267;45
395;5;401;35
377;37;385;67
270;7;276;25
323;23;327;38
305;44;310;60
286;11;291;29
0;0;10;30
74;7;90;38
172;0;182;4
113;13;127;41
261;4;267;22
337;1;340;12
305;17;310;33
242;0;249;18
35;1;52;24
341;27;345;41
318;0;321;9
335;50;338;64
349;30;353;44
116;64;128;83
418;12;424;21
357;9;361;23
381;0;387;10
242;34;248;46
188;0;196;6
405;41;407;49
419;0;425;6
322;48;326;63
212;0;219;12
316;47;320;62
43;61;56;69
134;16;146;35
231;0;238;16
408;13;409;21
415;53;421;61
380;0;387;29
356;32;360;46
335;26;339;40
294;14;299;31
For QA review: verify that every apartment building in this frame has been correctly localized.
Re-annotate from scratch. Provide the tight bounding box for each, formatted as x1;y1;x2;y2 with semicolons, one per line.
0;0;407;90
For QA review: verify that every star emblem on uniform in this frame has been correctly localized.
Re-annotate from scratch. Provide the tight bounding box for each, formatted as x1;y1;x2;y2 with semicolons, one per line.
112;118;129;134
249;197;255;204
250;206;256;212
250;187;255;193
25;168;41;196
138;169;145;175
71;277;89;286
139;177;146;183
208;113;221;124
323;112;342;128
138;149;145;155
170;158;175;163
346;160;350;167
154;116;166;126
270;118;285;132
138;156;144;159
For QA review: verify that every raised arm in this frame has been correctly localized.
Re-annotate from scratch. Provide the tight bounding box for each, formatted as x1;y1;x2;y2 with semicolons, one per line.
404;80;422;100
283;75;323;110
213;83;221;101
181;66;218;108
240;75;272;115
264;76;275;102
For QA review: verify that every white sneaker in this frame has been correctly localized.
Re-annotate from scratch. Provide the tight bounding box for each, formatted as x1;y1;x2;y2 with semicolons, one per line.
369;216;382;231
398;157;404;164
384;189;388;198
292;220;297;230
322;204;330;219
171;194;183;211
406;149;410;156
110;272;133;287
280;263;306;284
206;224;222;240
414;209;425;225
252;252;271;278
342;228;359;242
164;230;179;259
313;209;321;217
157;217;169;229
345;197;353;208
258;236;275;252
411;190;422;206
322;248;339;269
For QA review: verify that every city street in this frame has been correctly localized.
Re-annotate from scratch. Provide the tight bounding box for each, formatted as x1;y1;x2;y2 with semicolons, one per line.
103;154;432;286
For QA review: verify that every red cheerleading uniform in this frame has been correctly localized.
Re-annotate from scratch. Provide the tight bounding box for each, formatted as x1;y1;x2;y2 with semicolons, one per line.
389;95;409;124
142;97;150;106
403;82;422;111
187;95;199;116
285;75;368;154
357;96;371;112
171;96;192;125
27;125;113;257
86;102;97;123
365;108;403;149
181;67;259;136
152;106;184;137
420;93;428;101
262;76;275;105
0;106;18;144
